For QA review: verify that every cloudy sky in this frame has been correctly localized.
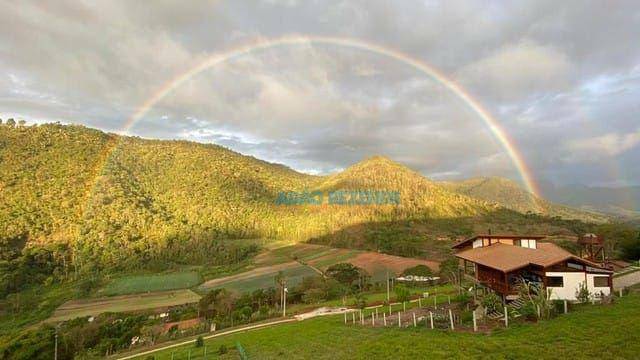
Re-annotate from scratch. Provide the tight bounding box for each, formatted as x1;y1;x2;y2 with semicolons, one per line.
1;1;639;188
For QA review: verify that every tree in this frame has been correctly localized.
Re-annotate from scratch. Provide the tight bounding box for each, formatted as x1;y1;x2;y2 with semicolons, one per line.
6;118;15;127
619;231;640;261
438;256;460;285
325;263;361;288
395;284;410;303
17;119;26;127
401;264;433;277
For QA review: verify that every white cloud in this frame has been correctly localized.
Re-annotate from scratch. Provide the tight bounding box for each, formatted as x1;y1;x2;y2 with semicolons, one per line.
565;129;640;161
457;40;571;101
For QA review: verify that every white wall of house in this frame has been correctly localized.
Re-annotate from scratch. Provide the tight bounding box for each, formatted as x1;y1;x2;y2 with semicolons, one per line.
546;272;585;300
586;273;611;296
545;271;611;300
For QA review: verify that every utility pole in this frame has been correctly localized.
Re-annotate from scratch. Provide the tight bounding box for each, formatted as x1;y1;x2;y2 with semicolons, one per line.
283;283;288;317
54;325;59;360
386;270;390;303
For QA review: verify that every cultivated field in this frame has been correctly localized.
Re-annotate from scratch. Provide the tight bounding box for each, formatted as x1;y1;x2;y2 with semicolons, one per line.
126;293;640;359
100;272;202;296
47;290;201;323
199;243;441;293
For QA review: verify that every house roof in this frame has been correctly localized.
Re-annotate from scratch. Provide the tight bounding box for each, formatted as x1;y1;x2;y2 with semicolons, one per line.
454;242;610;273
452;234;546;249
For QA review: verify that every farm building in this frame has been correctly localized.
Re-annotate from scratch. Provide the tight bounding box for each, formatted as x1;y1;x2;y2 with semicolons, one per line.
452;234;613;301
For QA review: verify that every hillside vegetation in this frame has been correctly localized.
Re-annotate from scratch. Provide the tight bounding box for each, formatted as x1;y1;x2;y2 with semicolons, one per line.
441;177;608;223
0;122;622;286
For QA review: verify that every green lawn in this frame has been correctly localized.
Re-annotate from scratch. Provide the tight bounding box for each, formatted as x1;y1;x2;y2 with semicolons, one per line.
101;272;202;296
126;294;640;359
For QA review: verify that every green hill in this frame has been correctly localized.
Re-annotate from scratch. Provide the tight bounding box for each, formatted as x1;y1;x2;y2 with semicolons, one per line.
0;122;611;279
440;177;608;223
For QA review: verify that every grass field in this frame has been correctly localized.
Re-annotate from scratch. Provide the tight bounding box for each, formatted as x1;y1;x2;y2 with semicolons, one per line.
48;290;201;323
100;271;202;296
125;294;640;359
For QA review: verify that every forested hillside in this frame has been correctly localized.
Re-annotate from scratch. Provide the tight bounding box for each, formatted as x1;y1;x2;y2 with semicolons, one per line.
0;122;616;288
440;177;608;223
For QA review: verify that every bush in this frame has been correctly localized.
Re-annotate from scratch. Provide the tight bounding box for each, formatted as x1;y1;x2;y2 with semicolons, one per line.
575;282;591;303
481;292;502;313
195;336;204;347
218;344;228;355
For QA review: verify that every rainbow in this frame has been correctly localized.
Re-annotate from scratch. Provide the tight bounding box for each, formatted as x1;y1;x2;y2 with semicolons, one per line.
109;35;541;199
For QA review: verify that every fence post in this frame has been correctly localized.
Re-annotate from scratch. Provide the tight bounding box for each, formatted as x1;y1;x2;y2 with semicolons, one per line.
403;302;406;312
204;345;207;360
448;295;451;304
352;312;355;324
449;309;454;330
344;312;347;324
413;312;417;327
429;311;434;329
383;312;387;326
504;306;508;327
375;308;378;319
398;312;402;327
536;304;540;318
389;304;392;316
361;311;364;325
564;300;568;314
619;289;623;297
372;313;375;326
434;295;437;309
472;310;477;332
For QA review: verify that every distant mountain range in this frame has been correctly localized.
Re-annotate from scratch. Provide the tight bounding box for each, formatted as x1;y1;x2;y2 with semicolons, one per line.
539;183;640;219
0;122;613;270
440;177;609;223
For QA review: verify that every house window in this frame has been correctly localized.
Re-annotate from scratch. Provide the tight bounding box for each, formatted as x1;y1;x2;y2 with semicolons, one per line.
593;276;609;288
547;276;564;287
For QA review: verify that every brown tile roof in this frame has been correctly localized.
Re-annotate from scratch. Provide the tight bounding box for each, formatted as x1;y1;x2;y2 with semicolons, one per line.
455;242;579;272
452;234;546;249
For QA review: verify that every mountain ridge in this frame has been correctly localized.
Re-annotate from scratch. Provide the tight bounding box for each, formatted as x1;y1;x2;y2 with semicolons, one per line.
0;122;608;271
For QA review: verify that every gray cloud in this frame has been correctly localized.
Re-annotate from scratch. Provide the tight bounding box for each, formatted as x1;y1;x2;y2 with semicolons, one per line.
1;1;639;187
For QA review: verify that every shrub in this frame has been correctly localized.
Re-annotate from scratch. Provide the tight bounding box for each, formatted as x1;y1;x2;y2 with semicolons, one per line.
195;336;204;347
481;292;501;313
575;282;591;303
218;344;228;355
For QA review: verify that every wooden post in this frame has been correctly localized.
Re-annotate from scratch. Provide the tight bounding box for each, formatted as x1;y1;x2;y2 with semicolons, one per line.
564;300;568;314
344;312;347;324
619;289;623;297
389;304;392;316
403;302;406;312
398;312;402;327
434;295;437;309
375;307;378;319
383;312;387;326
361;310;364;325
429;311;434;329
472;310;477;332
413;312;417;327
448;295;451;304
449;309;454;330
352;312;355;324
418;297;422;307
504;306;508;327
536;304;540;318
371;313;375;326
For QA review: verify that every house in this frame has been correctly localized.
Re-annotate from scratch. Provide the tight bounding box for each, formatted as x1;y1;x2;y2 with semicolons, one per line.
452;234;613;301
